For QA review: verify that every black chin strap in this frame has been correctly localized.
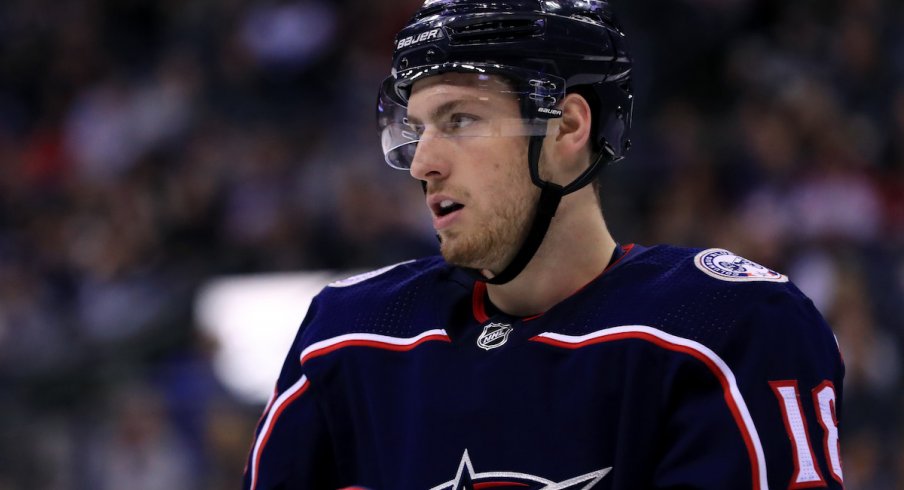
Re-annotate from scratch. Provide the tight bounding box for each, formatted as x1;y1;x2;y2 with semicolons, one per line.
482;179;563;284
467;135;608;285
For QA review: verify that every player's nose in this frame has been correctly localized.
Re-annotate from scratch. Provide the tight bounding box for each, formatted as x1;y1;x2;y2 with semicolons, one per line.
408;135;450;182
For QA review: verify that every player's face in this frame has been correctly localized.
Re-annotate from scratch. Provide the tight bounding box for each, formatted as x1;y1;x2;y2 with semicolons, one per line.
406;73;539;272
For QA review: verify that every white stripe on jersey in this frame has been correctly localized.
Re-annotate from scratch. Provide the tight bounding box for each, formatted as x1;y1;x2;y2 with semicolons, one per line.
250;375;309;490
534;325;769;490
299;329;449;364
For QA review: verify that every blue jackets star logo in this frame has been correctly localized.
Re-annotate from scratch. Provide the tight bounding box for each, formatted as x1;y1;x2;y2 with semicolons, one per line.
429;450;612;489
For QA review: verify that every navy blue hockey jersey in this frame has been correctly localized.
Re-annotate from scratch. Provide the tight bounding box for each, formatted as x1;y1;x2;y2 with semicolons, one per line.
243;245;845;489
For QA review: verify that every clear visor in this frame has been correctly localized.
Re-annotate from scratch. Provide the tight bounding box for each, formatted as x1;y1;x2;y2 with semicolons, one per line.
376;64;566;170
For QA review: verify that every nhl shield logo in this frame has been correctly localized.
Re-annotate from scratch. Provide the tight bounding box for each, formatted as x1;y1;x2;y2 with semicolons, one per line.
477;322;513;351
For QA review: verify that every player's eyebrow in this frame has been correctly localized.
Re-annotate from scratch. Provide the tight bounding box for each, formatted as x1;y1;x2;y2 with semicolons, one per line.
406;99;467;126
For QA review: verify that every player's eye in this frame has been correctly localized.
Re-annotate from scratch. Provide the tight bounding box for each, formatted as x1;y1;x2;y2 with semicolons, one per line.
444;113;479;132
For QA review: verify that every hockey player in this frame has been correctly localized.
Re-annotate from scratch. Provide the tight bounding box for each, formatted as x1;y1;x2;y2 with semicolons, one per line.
244;1;845;488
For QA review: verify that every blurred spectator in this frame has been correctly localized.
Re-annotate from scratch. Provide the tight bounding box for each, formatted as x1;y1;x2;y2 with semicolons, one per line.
87;383;197;490
239;1;337;73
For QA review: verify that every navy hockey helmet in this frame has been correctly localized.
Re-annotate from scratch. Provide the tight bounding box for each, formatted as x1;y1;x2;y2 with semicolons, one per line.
377;0;634;285
377;0;633;172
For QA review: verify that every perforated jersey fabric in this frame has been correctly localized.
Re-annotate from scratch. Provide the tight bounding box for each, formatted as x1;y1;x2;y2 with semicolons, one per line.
244;244;844;490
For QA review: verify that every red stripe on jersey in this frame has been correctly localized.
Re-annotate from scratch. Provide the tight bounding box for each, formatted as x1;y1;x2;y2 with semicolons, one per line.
530;327;765;490
473;280;490;323
300;332;451;366
251;378;310;490
244;387;279;476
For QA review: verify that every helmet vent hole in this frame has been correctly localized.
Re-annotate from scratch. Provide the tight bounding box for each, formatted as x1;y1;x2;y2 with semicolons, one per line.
447;18;544;45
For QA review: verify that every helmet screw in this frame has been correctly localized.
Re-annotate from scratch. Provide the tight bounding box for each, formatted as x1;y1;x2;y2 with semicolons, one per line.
400;58;409;69
425;49;436;62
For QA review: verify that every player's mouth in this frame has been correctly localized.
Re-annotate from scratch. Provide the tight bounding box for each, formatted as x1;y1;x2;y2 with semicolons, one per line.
429;196;465;230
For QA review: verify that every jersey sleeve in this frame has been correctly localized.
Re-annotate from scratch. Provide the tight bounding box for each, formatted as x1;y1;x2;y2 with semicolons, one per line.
242;296;340;490
735;286;845;489
652;284;845;490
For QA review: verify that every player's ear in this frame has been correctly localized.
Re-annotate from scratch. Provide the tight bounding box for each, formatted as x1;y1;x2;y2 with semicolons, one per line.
544;93;593;184
555;93;592;150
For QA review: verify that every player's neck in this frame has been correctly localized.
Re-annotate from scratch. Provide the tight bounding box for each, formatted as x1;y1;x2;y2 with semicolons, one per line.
485;191;616;317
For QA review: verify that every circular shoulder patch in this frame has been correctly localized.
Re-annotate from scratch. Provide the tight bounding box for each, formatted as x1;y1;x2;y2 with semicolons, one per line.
328;260;416;288
694;249;788;283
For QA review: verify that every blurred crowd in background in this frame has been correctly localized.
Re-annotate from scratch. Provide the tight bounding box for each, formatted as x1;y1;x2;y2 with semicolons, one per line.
0;0;901;488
